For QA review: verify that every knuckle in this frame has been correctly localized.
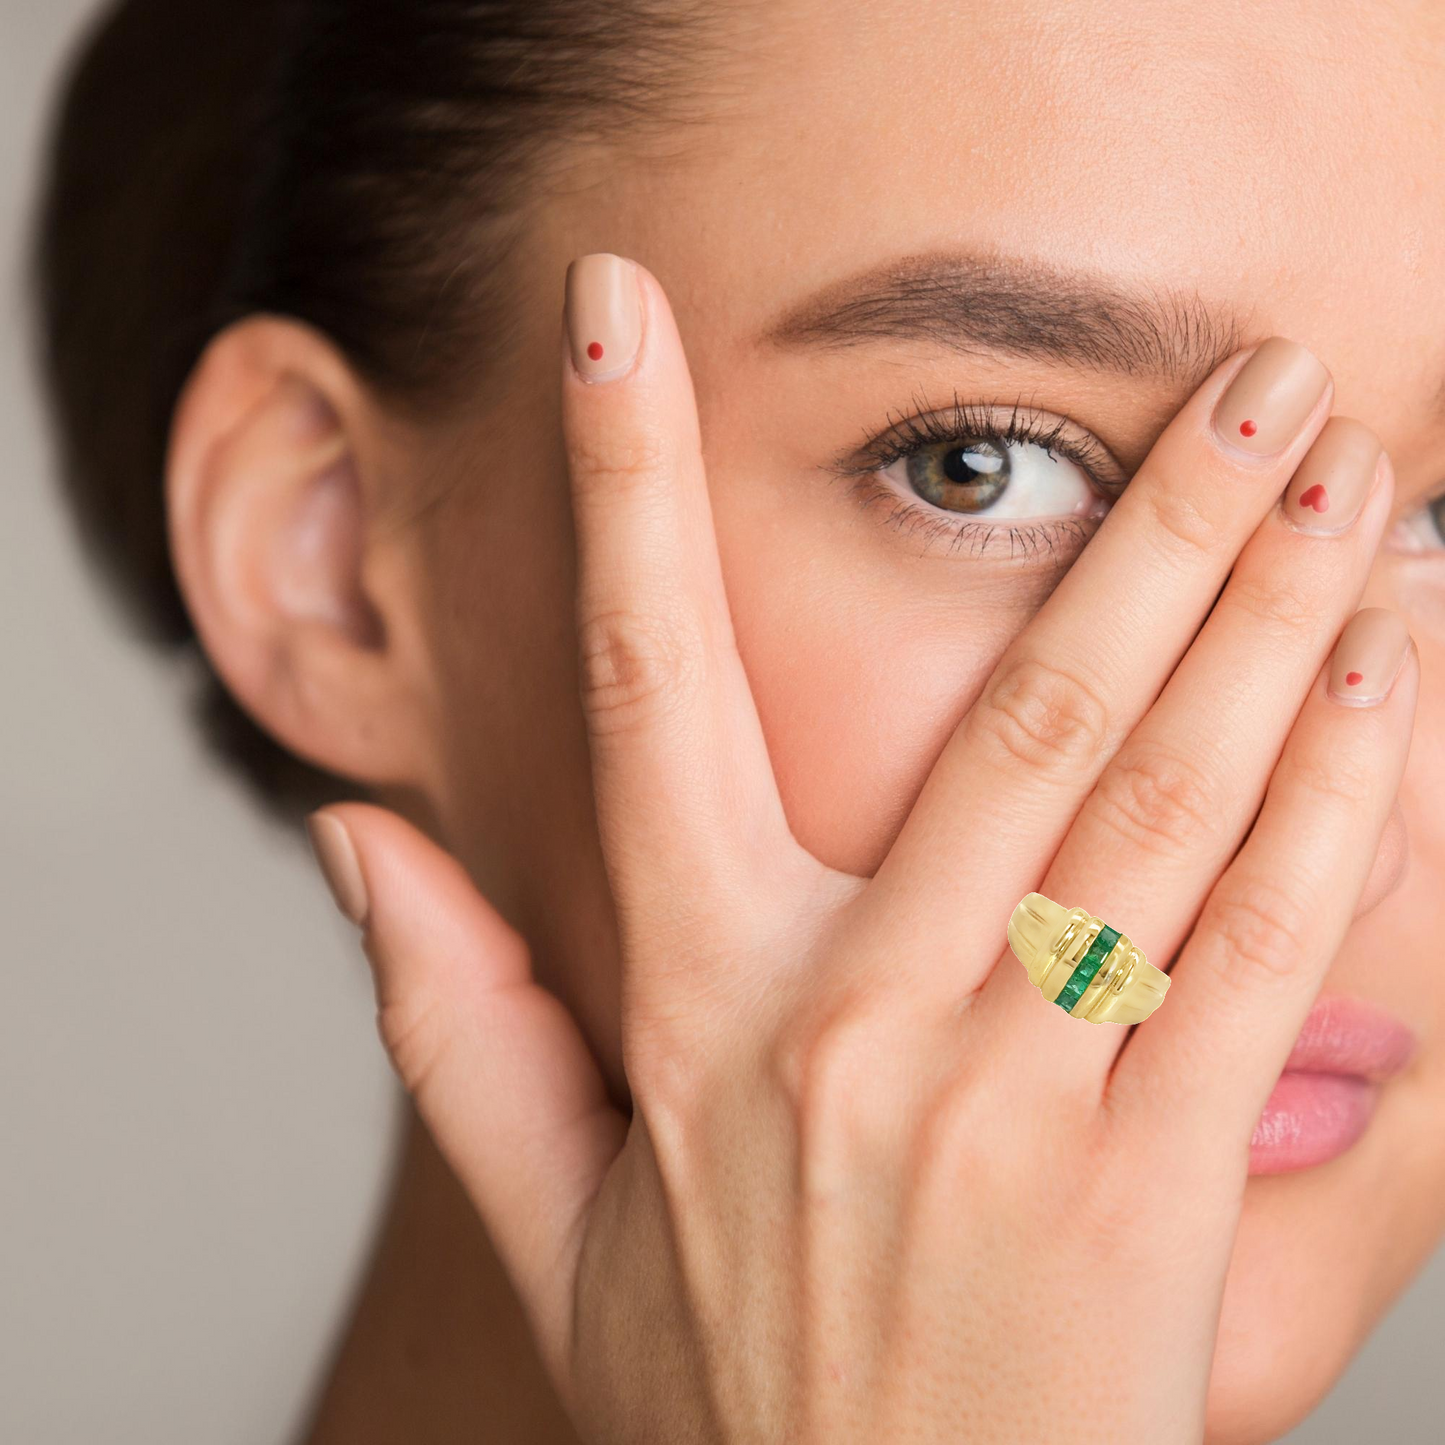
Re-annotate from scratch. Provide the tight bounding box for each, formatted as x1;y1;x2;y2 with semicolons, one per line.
766;995;908;1167
967;654;1112;774
1280;735;1377;810
1223;571;1321;636
1041;1144;1130;1262
910;1069;1094;1221
1204;875;1313;988
376;993;449;1100
1090;742;1223;852
577;606;699;735
909;1065;1011;1184
768;1000;867;1120
1067;1150;1190;1276
622;960;744;1120
1145;479;1226;558
624;1022;710;1136
567;431;670;501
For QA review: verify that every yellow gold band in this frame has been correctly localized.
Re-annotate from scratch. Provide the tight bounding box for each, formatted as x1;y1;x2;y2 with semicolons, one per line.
1007;893;1169;1025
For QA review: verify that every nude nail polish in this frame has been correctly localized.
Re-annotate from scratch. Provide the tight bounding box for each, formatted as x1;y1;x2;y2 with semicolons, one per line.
565;253;643;383
306;811;370;927
1328;607;1411;707
1213;337;1330;457
1280;416;1383;536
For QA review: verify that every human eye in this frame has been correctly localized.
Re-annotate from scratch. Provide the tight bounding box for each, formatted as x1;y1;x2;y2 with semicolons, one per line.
824;392;1128;561
1386;488;1445;554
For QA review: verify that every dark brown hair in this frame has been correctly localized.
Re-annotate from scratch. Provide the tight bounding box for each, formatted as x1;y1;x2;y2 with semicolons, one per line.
31;0;722;823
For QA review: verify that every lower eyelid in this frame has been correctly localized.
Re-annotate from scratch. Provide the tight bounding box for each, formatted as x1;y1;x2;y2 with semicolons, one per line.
848;476;1103;562
1386;506;1445;554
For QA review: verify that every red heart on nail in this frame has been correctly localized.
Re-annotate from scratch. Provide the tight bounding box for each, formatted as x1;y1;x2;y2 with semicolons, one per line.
1346;671;1364;686
1298;484;1329;513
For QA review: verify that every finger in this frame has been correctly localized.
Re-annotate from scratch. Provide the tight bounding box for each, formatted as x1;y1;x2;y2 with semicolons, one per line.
986;420;1391;1081
855;337;1334;995
1359;797;1409;918
306;802;627;1383
561;253;800;1002
1109;608;1418;1162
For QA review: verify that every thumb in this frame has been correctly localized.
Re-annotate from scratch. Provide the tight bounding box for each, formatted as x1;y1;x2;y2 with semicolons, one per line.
305;801;627;1379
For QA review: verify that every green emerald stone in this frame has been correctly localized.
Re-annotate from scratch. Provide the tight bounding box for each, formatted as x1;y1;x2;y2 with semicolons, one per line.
1054;925;1120;1014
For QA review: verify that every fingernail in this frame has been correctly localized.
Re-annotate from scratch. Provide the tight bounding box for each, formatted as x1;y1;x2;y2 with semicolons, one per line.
565;253;643;383
1280;417;1383;536
306;811;370;927
1329;607;1411;707
1213;337;1331;457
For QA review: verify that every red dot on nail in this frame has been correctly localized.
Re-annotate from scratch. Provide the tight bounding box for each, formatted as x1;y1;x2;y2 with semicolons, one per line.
586;341;604;361
1239;419;1258;437
1346;671;1364;686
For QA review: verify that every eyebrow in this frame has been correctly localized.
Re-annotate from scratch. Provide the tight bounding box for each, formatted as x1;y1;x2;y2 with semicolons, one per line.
756;251;1253;387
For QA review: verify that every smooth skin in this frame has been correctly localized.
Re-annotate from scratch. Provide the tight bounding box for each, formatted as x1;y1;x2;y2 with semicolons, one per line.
308;262;1413;1444
158;2;1445;1440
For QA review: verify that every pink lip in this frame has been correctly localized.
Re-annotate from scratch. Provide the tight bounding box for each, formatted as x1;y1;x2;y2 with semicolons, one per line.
1249;995;1418;1175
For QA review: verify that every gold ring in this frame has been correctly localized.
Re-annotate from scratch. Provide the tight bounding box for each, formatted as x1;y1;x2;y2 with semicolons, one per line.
1006;893;1169;1024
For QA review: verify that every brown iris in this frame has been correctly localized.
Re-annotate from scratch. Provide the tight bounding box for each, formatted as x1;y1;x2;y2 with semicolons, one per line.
905;437;1010;513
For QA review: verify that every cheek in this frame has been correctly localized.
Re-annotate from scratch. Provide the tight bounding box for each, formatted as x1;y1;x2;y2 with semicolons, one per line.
727;555;1024;877
1205;1159;1398;1445
1205;1051;1445;1445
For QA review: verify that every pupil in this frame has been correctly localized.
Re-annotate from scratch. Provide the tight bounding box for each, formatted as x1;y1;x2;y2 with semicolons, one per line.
942;438;1008;487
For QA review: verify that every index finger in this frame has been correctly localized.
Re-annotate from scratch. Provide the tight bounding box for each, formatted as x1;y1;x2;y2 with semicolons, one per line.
560;254;803;1021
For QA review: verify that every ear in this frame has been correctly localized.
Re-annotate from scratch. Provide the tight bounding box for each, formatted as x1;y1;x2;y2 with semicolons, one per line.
166;316;432;789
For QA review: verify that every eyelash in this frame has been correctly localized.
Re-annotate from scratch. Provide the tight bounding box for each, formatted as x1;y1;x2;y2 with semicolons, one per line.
824;391;1123;560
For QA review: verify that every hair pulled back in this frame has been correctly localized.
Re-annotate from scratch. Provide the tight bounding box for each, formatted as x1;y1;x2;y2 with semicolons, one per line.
32;0;718;820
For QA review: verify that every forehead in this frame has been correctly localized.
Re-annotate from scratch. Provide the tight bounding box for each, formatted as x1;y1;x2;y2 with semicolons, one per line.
576;0;1445;434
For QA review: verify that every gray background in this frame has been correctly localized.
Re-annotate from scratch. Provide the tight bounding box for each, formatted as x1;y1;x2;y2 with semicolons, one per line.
0;3;1439;1442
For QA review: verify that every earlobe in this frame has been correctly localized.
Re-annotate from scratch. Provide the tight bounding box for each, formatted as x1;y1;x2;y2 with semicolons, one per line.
166;317;422;787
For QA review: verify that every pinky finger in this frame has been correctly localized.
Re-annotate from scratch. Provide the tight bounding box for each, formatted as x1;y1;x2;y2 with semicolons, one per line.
305;802;627;1384
1110;608;1418;1163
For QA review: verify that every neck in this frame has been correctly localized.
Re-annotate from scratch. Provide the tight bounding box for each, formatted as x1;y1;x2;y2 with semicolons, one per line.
300;1107;582;1445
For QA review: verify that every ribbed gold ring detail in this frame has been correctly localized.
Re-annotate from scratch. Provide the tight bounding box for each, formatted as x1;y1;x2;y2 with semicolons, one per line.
1006;893;1169;1025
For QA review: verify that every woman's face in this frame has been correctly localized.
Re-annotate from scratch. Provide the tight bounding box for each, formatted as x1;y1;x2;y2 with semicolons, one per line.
389;2;1445;1438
